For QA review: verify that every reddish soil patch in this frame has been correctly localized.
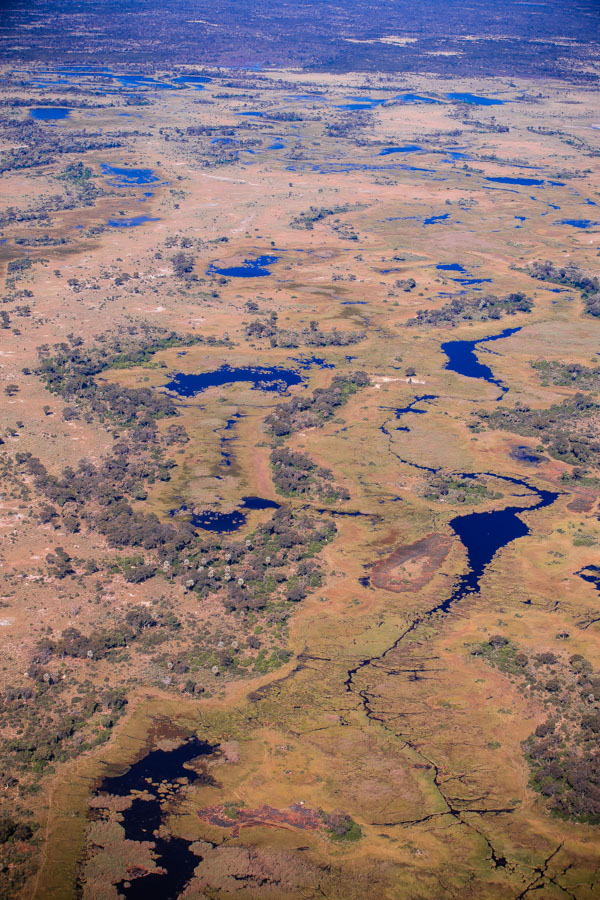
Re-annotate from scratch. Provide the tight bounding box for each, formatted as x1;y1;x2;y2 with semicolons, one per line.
370;533;452;592
197;803;322;837
567;493;596;513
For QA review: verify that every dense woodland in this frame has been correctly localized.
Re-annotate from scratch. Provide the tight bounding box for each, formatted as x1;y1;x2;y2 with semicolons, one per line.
476;394;600;471
476;638;600;824
0;0;597;81
527;261;600;317
408;291;533;326
266;371;368;436
246;315;365;349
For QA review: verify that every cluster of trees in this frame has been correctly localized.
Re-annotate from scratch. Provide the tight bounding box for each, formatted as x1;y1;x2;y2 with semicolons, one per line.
527;260;600;317
0;97;99;109
474;638;600;823
0;117;126;174
18;442;195;550
35;327;206;401
266;371;368;436
290;203;363;230
3;0;596;82
13;234;71;247
171;252;197;280
424;473;502;504
0;181;100;228
88;383;178;425
0;676;128;773
185;506;334;613
21;326;200;548
32;606;180;663
531;359;600;390
270;447;350;502
320;810;362;842
477;393;600;470
408;291;533;326
392;277;416;293
0;817;33;844
246;314;365;349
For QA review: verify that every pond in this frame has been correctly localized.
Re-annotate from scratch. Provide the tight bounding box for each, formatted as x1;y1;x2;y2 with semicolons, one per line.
510;445;544;464
557;219;598;229
101;163;160;186
241;496;280;510
577;565;600;593
486;176;545;187
441;327;521;394
172;495;280;533
423;213;450;226
379;145;423;156
207;255;279;277
437;263;467;272
396;94;442;104
106;215;160;227
29;107;71;120
95;735;214;900
447;92;504;106
445;475;558;612
164;364;303;397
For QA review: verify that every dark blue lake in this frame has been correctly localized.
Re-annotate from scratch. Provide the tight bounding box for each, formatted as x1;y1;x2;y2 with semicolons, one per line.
29;107;71;120
346;474;558;699
172;495;279;533
451;277;492;285
441;327;521;394
165;364;303;396
207;255;279;277
443;149;472;160
241;495;280;510
445;476;558;612
447;92;504;106
186;508;247;532
335;97;386;110
115;74;177;89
